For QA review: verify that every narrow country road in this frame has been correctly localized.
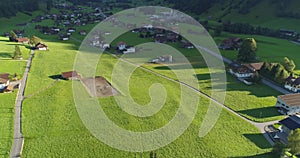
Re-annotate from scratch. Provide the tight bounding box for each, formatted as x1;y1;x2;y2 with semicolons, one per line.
10;50;35;158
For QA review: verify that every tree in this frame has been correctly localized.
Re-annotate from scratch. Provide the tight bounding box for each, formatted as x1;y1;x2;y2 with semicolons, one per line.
13;45;22;59
9;31;17;41
237;38;257;62
29;36;41;45
282;57;296;73
288;128;300;156
275;64;289;83
214;25;222;37
272;142;285;157
252;71;262;83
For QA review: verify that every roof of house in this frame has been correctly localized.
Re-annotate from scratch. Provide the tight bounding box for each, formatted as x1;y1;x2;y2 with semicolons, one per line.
35;43;48;48
294;77;300;85
279;116;300;130
244;62;264;71
61;71;79;79
117;41;126;46
16;37;29;42
0;73;9;83
229;62;252;74
278;93;300;107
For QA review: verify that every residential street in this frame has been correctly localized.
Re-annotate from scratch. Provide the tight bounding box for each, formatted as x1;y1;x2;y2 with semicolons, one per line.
10;50;35;158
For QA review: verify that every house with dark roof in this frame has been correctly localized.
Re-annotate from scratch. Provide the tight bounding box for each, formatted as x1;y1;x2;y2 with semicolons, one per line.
275;93;300;115
284;75;300;93
61;71;79;80
279;115;300;134
218;37;243;50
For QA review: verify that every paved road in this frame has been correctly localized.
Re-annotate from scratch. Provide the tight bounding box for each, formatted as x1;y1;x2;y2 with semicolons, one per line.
10;50;34;158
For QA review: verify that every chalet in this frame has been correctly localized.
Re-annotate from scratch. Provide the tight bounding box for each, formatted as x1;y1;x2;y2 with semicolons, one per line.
276;93;300;115
284;76;300;93
279;115;300;135
35;43;48;50
16;37;29;44
59;34;69;41
166;32;179;42
228;62;253;78
150;55;173;63
51;27;60;32
3;85;14;93
117;42;127;50
61;71;79;80
180;40;194;49
154;35;167;43
67;28;76;33
79;30;87;35
279;29;298;38
218;37;243;50
0;73;10;91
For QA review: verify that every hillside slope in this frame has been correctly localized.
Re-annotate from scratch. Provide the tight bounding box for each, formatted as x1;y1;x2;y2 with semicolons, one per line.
201;0;300;31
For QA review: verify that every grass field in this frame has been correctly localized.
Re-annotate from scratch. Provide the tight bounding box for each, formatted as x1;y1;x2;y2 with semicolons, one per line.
0;6;294;157
108;31;285;122
0;36;30;157
0;92;16;158
21;41;274;157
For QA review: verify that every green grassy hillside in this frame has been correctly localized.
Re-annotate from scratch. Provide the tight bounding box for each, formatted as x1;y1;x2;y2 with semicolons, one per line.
201;0;300;32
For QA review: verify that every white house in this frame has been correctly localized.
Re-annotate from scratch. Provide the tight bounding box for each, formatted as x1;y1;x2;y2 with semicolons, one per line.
0;73;10;90
228;62;253;78
285;76;300;93
276;93;300;115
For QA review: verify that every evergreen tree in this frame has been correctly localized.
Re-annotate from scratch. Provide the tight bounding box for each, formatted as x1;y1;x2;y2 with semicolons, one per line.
30;36;42;46
13;45;22;59
9;30;17;41
237;38;257;62
282;57;296;73
288;129;300;156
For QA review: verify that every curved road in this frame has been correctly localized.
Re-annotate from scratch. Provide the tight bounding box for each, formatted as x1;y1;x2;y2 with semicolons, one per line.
10;50;34;158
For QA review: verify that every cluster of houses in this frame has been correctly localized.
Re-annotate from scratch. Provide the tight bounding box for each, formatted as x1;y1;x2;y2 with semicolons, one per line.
27;4;107;41
274;93;300;144
132;25;194;49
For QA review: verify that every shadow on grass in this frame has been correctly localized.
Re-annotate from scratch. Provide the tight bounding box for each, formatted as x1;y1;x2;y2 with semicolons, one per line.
243;133;272;149
48;74;66;80
0;52;12;58
238;107;281;120
229;152;274;158
0;39;10;42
